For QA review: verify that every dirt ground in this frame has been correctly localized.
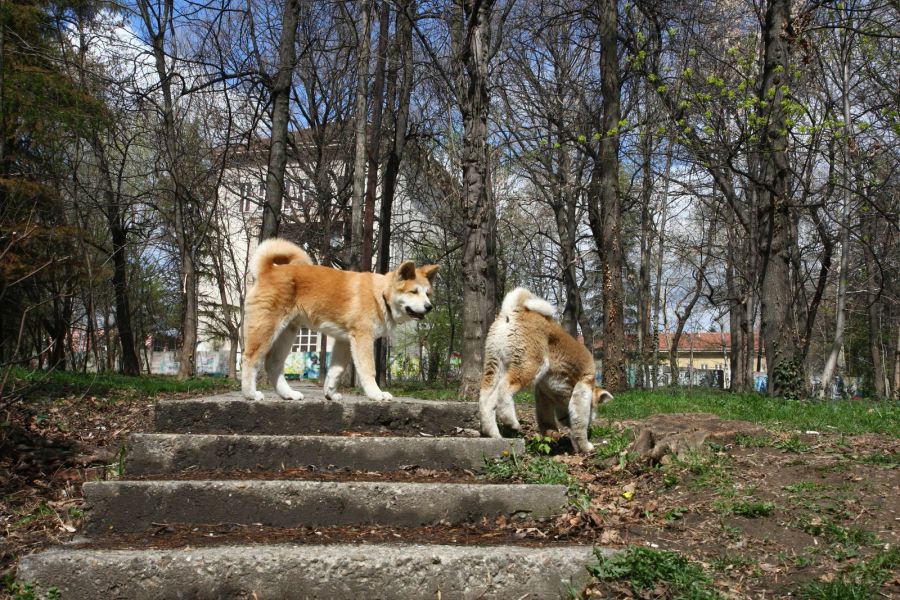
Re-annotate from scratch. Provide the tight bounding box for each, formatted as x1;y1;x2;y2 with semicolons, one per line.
2;394;898;598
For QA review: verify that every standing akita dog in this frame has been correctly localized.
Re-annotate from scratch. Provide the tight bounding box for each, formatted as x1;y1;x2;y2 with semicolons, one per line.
479;288;613;453
242;238;438;402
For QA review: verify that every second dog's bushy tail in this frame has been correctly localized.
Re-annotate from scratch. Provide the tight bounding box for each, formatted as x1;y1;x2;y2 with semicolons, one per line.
251;238;312;278
499;287;555;318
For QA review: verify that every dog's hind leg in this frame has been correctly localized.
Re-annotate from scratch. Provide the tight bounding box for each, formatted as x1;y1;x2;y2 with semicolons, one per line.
323;339;350;401
241;305;277;401
479;376;504;439
265;318;303;401
567;381;595;453
495;374;522;433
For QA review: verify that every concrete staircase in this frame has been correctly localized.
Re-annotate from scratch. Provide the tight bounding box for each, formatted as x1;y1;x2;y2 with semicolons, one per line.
18;383;602;599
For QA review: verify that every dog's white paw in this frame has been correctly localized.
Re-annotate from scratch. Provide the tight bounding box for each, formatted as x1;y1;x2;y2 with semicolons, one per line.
326;392;343;402
374;391;393;401
246;391;264;401
282;390;303;401
577;440;595;454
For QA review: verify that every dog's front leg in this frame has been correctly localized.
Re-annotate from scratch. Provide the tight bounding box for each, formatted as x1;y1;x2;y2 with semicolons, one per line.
349;334;393;401
567;382;595;453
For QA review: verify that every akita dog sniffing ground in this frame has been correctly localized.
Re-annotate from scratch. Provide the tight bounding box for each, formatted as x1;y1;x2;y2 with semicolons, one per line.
241;238;438;402
479;288;613;453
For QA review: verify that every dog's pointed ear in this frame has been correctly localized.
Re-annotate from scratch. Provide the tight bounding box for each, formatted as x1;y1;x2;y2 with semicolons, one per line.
397;260;417;281
420;264;439;283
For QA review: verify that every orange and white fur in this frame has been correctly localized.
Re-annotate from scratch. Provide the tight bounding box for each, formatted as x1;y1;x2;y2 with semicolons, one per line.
242;238;438;402
480;288;613;453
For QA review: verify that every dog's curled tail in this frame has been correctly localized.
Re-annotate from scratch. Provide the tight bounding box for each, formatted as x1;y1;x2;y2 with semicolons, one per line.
500;287;555;319
251;238;312;278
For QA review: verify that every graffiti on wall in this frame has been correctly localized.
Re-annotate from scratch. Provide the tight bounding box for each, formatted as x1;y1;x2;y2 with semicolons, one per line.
283;352;331;379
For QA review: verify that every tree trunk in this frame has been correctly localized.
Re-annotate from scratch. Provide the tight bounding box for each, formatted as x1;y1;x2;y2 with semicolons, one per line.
349;0;371;271
818;21;854;400
259;0;300;242
637;121;654;388
586;0;625;392
454;0;497;399
137;0;197;379
551;141;584;340
755;0;803;398
650;145;673;389
96;145;141;376
374;0;413;384
362;1;389;272
863;209;886;397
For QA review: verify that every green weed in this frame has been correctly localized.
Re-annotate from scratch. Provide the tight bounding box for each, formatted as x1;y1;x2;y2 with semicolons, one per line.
733;433;772;448
482;452;588;507
798;546;899;599
728;500;776;518
525;434;555;455
590;425;634;460
587;546;723;599
12;504;55;528
0;574;61;600
857;451;899;468
782;481;825;494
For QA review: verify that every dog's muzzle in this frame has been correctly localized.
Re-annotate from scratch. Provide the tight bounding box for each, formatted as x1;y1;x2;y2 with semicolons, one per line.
405;307;428;320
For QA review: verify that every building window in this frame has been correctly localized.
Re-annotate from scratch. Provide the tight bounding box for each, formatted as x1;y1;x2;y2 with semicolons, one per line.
241;183;254;212
292;328;319;353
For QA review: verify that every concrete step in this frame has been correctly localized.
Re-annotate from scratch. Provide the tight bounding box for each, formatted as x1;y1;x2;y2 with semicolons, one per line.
154;389;480;435
127;433;523;475
83;480;569;533
18;543;607;599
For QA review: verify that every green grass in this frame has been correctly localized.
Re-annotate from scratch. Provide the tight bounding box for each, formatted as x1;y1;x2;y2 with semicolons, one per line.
798;546;899;599
857;451;900;468
389;384;899;437
590;424;634;460
7;366;237;403
586;546;723;599
597;387;900;437
482;452;587;507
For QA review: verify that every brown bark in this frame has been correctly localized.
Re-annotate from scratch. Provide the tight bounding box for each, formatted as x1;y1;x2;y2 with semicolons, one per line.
374;0;414;385
636;120;654;388
97;146;141;376
586;0;625;392
259;0;300;242
362;1;390;272
755;0;803;398
349;0;371;271
454;0;498;399
863;207;886;397
137;0;198;379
